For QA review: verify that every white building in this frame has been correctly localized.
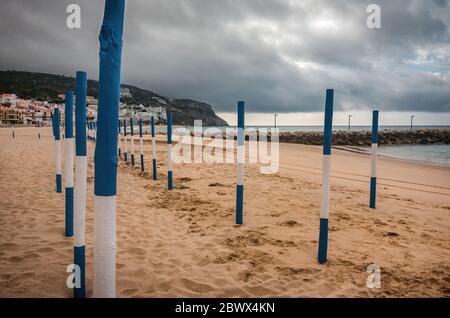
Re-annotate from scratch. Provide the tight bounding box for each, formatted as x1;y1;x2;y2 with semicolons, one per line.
120;88;132;98
1;94;17;106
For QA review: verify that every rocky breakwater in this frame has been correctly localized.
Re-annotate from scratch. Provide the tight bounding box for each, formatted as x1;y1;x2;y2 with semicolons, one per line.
277;129;450;146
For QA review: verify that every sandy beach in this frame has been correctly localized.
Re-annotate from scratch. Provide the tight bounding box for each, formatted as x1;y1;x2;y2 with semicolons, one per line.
0;126;449;298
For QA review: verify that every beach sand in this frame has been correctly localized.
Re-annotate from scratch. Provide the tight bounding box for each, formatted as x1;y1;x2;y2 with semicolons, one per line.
0;127;449;297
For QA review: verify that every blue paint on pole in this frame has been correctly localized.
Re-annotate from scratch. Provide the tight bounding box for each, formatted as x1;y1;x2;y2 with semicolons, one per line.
76;74;87;157
236;101;245;225
151;115;157;180
54;108;61;140
65;91;74;237
318;89;334;264
74;245;86;298
318;218;329;262
372;111;379;144
65;92;74;139
167;112;173;190
95;0;124;196
74;71;87;298
323;89;334;156
118;119;122;158
130;116;135;166
65;187;74;236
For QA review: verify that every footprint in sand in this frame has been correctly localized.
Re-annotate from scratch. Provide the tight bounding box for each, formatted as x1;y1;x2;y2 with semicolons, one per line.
277;220;300;227
7;256;23;263
127;247;147;256
0;242;18;249
180;278;214;294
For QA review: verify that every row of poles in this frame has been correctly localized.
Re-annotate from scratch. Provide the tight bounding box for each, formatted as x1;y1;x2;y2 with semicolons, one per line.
51;72;88;297
48;0;382;297
50;86;381;295
117;114;157;178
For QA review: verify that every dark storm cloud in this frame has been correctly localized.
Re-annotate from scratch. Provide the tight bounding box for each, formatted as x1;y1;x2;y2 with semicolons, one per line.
0;0;449;113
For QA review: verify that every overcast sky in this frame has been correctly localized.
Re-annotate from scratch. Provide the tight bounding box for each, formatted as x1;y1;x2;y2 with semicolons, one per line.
0;0;449;125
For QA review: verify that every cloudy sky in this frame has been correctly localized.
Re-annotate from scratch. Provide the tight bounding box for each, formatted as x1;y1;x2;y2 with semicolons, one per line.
1;0;449;125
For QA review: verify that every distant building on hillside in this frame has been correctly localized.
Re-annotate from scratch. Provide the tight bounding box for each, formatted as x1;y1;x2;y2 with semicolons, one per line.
120;88;132;98
1;94;17;107
0;106;23;125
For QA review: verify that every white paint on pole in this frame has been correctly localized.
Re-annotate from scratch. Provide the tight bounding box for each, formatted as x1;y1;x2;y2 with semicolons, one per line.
56;140;62;175
93;195;116;298
168;143;173;171
65;138;74;188
320;155;331;219
74;156;87;247
371;143;378;178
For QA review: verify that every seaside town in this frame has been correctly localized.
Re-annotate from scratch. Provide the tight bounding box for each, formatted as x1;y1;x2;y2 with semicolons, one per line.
0;87;166;127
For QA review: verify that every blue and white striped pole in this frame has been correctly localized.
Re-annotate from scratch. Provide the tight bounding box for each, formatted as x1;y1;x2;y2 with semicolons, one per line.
93;0;125;298
74;71;87;298
167;112;173;190
123;118;128;162
236;101;245;225
139;116;144;172
318;89;334;264
118;119;122;158
370;110;379;209
64;91;74;237
54;107;62;193
151;115;157;180
130;115;135;166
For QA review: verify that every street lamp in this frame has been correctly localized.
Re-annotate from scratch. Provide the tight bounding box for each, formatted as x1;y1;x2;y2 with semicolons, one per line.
410;115;415;131
274;113;278;129
348;114;352;132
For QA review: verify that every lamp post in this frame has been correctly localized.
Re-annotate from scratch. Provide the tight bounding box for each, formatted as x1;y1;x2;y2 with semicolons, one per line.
274;114;278;129
348;114;352;132
410;115;415;131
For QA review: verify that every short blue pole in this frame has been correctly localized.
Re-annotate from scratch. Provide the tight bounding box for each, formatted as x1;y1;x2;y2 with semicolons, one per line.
151;115;157;180
318;89;334;264
118;119;122;158
74;71;87;298
123;118;128;162
167;112;173;190
370;110;379;209
236;101;245;225
64;91;74;237
54;108;62;193
139;117;144;172
130;116;135;166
